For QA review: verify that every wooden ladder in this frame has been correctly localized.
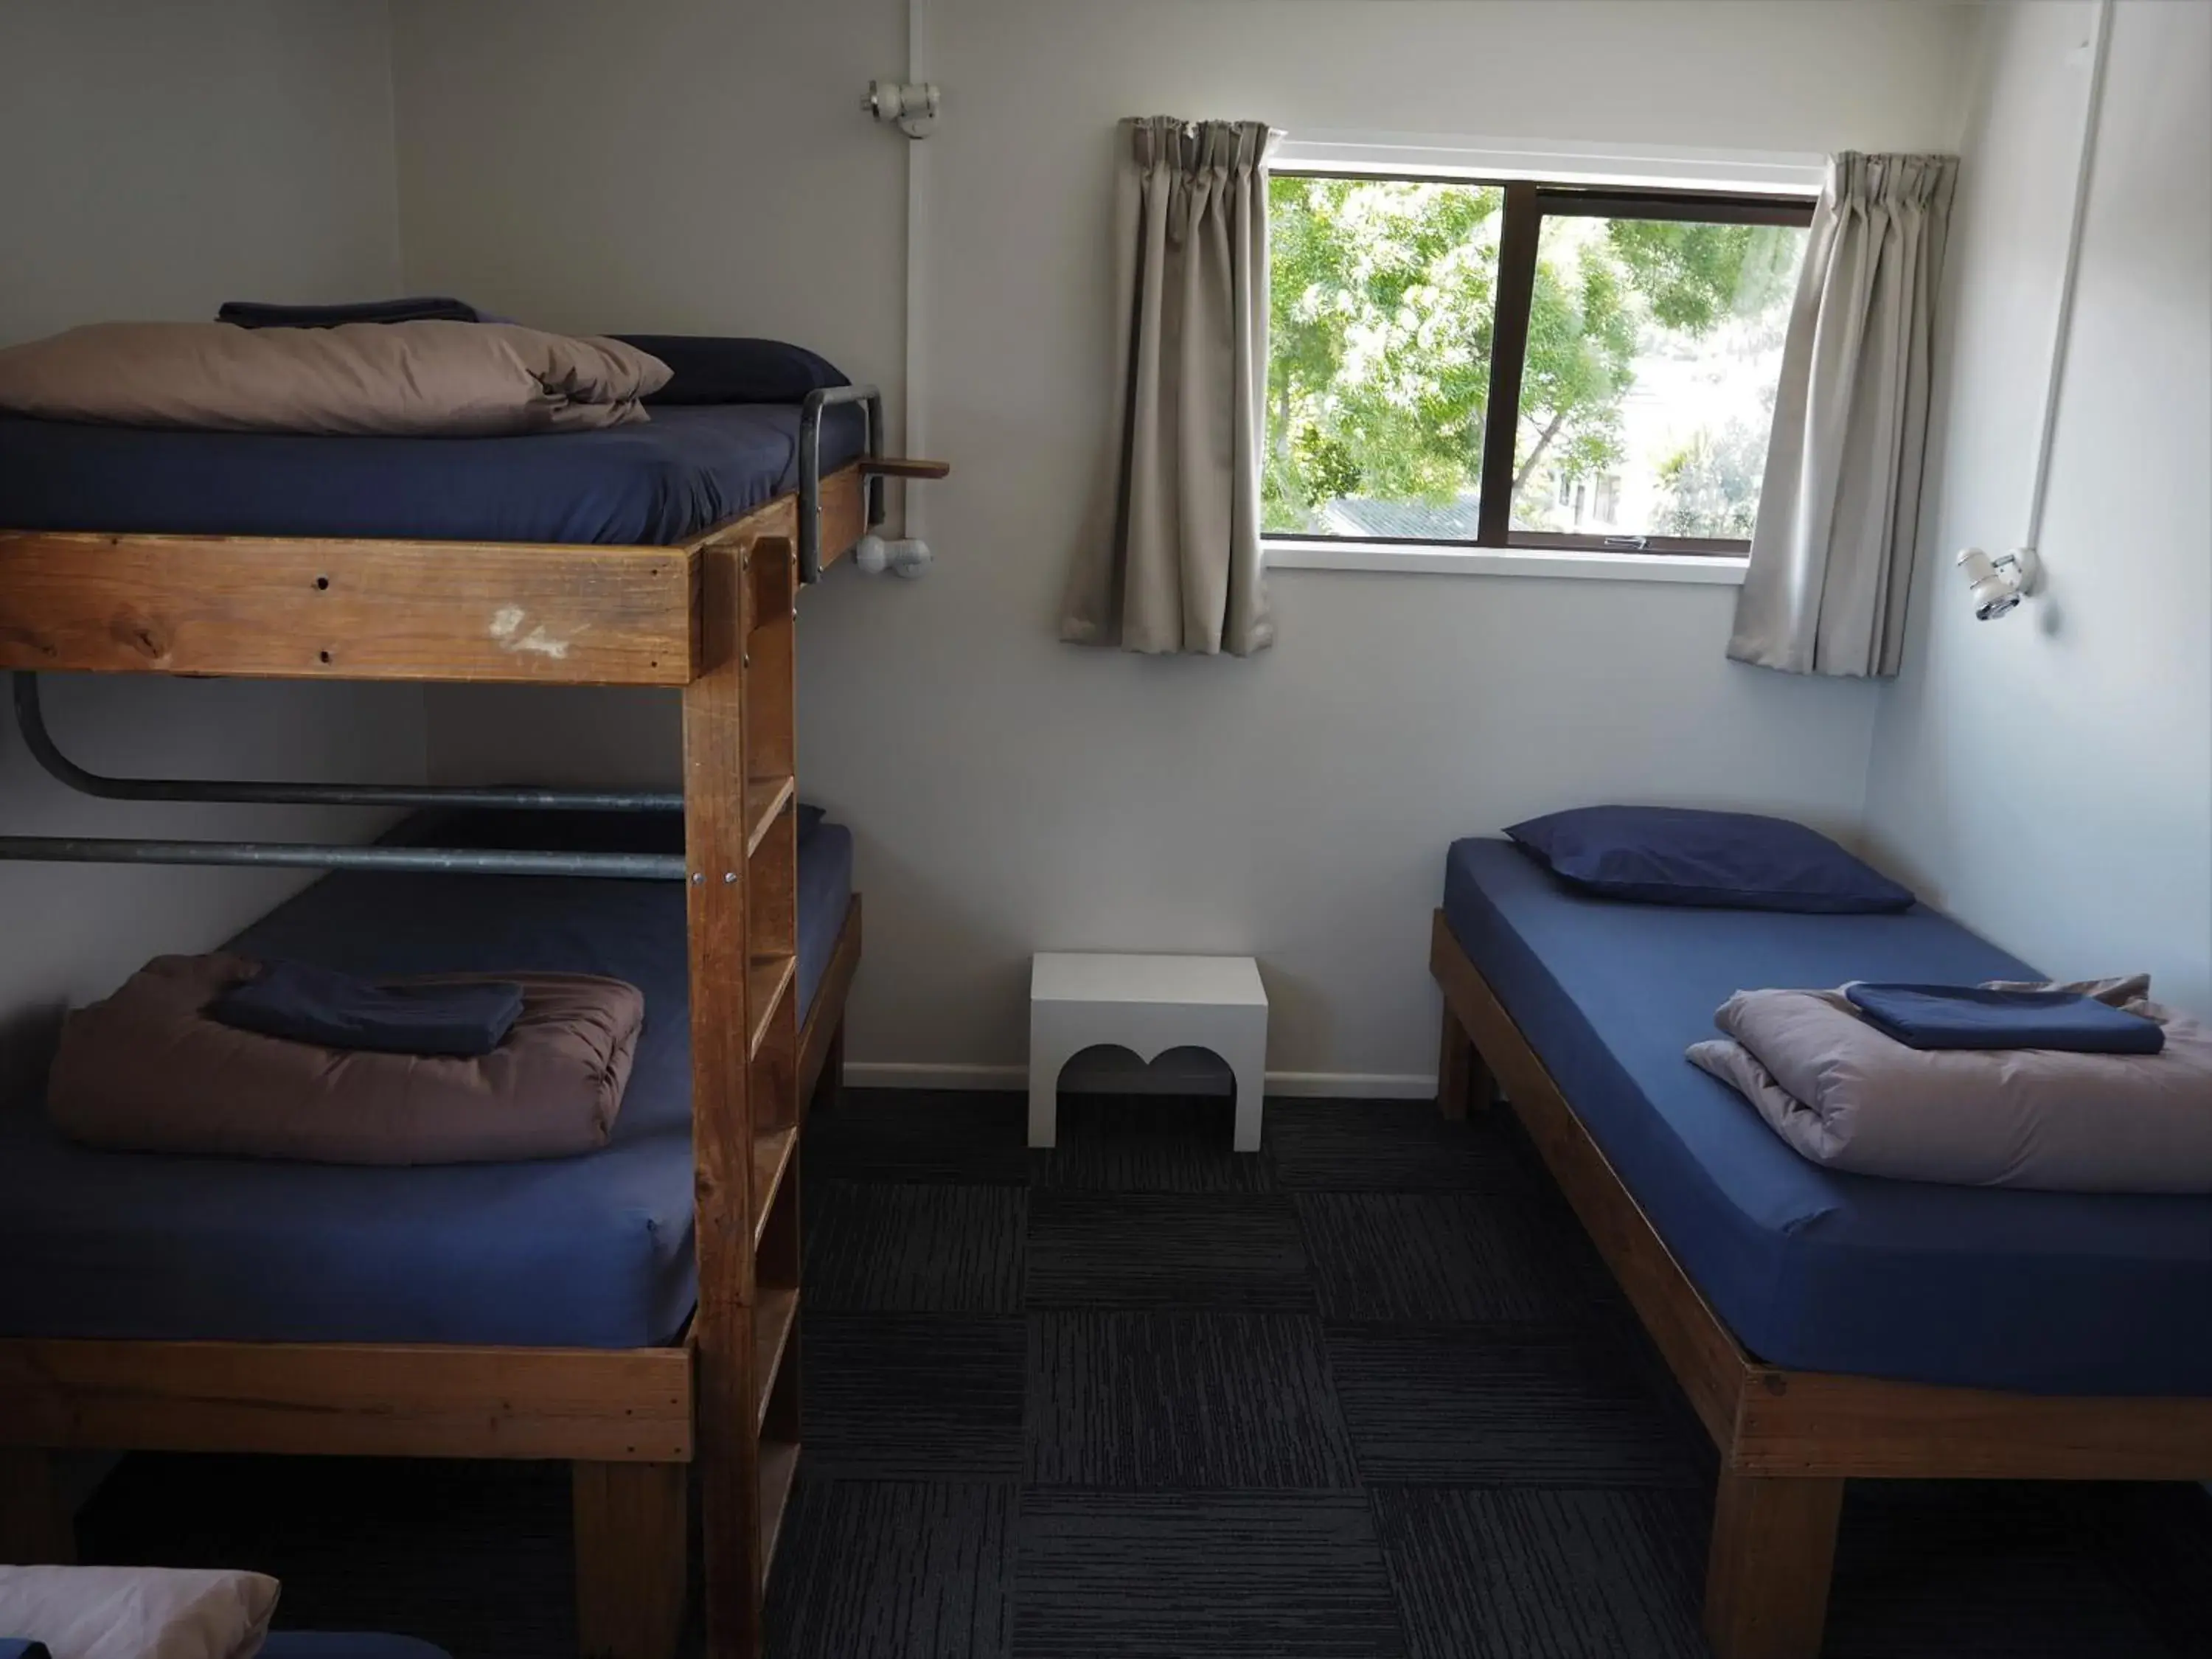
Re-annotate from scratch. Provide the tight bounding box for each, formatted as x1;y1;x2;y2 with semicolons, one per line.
679;526;804;1659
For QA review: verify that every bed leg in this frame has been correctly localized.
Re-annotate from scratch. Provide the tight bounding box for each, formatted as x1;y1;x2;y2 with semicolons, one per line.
1436;1003;1491;1119
1704;1471;1842;1659
573;1460;689;1659
0;1449;76;1563
818;1018;846;1116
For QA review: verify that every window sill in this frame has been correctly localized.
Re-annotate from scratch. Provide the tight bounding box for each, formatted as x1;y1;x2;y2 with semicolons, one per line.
1263;539;1750;585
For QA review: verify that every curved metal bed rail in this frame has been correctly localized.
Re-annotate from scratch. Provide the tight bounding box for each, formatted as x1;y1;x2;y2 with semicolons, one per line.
12;673;681;813
799;383;887;583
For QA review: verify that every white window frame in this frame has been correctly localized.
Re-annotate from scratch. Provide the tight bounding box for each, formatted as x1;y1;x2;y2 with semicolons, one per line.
1262;132;1823;585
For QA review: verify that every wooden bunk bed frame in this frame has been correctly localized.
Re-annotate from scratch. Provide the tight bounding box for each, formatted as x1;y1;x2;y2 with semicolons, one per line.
0;453;942;1659
1430;911;2212;1659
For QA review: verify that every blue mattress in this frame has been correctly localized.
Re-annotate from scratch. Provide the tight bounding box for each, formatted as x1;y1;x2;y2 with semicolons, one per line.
0;403;866;545
1444;837;2212;1396
262;1638;451;1659
0;818;854;1348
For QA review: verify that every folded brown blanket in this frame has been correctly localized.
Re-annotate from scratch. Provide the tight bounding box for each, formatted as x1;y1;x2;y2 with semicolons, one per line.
48;953;643;1165
1688;975;2212;1192
0;320;669;436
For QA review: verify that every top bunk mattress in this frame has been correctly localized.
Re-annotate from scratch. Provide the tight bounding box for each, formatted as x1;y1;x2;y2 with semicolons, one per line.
1443;835;2212;1397
0;403;867;546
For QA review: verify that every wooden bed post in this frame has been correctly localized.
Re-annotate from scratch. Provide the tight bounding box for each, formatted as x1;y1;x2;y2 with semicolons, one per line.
0;1448;75;1563
1436;1001;1491;1119
815;1019;846;1116
682;534;765;1659
1703;1471;1843;1659
573;1462;689;1659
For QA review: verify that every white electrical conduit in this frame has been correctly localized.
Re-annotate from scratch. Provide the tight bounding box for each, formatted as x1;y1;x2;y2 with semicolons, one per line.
903;0;930;544
2023;0;2115;557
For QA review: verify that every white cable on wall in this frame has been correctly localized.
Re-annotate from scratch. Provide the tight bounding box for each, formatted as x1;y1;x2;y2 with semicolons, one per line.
2023;0;2114;554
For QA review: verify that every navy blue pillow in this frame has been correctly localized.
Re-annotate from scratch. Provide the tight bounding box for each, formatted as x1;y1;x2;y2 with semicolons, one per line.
218;296;487;328
1504;806;1914;914
797;802;826;844
613;335;848;406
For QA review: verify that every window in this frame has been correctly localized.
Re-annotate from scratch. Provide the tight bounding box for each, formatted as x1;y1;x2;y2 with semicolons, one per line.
1264;173;1812;557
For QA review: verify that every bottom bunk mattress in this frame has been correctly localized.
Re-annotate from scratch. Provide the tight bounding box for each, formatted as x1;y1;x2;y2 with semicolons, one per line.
0;816;855;1349
1444;835;2212;1396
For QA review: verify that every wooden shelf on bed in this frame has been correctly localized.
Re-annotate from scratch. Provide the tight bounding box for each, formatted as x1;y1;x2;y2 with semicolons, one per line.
752;1287;799;1435
751;1125;797;1253
747;956;796;1060
745;774;796;858
757;1438;801;1590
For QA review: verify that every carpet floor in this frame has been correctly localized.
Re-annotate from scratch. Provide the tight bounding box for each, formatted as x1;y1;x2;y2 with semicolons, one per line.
80;1088;2212;1658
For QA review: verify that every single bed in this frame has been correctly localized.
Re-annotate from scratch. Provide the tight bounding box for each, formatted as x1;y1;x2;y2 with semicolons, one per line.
1432;836;2212;1659
0;404;867;547
1443;836;2212;1397
0;813;855;1349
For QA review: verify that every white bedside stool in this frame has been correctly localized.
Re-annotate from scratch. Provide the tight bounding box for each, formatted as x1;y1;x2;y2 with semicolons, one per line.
1029;953;1269;1152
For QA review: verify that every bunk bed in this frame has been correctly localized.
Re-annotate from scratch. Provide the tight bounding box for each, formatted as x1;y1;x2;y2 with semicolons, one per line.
0;384;947;1659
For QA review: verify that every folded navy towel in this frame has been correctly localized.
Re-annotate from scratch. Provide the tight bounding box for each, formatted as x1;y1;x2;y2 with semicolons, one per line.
218;296;486;329
0;1641;54;1659
211;959;525;1057
1845;983;2166;1054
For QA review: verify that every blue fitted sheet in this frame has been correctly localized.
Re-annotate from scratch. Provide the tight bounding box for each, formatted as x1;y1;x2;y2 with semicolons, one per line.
1444;836;2212;1396
262;1637;451;1659
0;403;866;545
0;820;855;1348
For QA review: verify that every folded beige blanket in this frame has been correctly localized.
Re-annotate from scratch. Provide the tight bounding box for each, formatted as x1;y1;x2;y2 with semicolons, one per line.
0;1565;277;1659
1688;976;2212;1192
49;953;643;1165
0;320;669;435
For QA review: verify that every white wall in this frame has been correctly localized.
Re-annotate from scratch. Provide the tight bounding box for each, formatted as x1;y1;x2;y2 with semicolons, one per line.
0;0;427;1094
398;0;1978;1086
1863;0;2211;1020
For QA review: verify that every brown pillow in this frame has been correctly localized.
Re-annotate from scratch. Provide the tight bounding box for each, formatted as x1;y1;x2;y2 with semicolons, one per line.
0;320;671;435
47;953;644;1165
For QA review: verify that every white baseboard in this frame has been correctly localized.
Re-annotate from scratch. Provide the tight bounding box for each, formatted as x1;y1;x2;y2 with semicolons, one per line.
841;1060;1436;1101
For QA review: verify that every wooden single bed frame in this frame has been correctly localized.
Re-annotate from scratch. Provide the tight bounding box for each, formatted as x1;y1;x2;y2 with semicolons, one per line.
0;454;943;1659
1430;911;2212;1658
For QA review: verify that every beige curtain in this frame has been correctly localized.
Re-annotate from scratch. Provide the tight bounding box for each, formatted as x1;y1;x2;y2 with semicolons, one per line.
1731;153;1958;676
1062;116;1276;656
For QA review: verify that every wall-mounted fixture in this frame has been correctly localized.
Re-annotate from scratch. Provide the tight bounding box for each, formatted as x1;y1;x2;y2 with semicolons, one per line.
854;533;933;579
866;80;939;139
1956;546;2037;621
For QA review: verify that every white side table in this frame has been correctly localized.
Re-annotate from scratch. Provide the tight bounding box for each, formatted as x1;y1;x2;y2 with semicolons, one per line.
1029;953;1269;1152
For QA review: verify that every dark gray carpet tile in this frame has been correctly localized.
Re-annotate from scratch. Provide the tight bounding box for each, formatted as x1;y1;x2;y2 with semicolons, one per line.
1012;1491;1407;1659
1025;1190;1312;1310
1034;1092;1278;1192
2084;1484;2212;1659
1824;1483;2184;1659
801;1313;1026;1479
1267;1098;1537;1192
1028;1311;1357;1489
1372;1484;1706;1659
804;1088;1031;1184
766;1478;1016;1659
80;1453;573;1659
1296;1190;1617;1324
1326;1325;1706;1485
804;1182;1026;1313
